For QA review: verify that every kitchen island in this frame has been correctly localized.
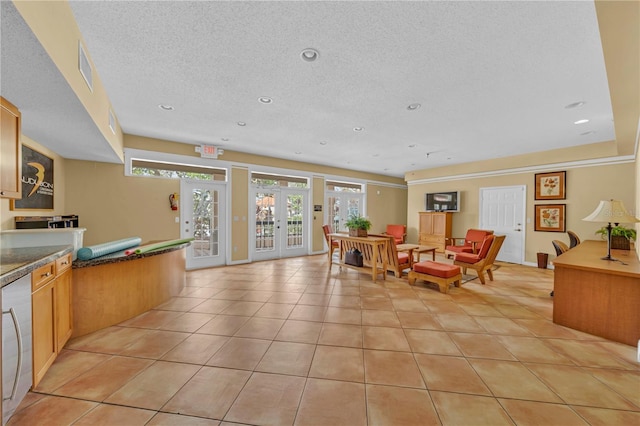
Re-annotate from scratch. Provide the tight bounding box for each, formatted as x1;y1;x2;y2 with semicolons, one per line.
71;240;189;338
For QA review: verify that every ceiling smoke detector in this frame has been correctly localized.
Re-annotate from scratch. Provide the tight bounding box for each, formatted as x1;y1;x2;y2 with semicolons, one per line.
300;48;319;62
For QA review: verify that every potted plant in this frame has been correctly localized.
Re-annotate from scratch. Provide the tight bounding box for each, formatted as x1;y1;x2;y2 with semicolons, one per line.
345;215;372;237
595;225;637;250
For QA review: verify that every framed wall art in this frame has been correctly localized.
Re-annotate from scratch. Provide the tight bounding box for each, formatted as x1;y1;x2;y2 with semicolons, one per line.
11;145;54;210
535;204;566;232
535;171;566;200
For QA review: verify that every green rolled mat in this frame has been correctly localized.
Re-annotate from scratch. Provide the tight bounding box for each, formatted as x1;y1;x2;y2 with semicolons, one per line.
77;237;142;260
130;238;194;255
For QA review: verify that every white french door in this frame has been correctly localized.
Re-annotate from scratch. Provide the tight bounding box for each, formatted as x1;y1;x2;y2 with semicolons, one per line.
326;192;365;232
252;188;309;261
180;180;227;270
479;185;525;264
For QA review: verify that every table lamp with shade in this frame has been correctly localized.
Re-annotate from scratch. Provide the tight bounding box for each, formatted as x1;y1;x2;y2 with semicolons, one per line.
582;199;639;261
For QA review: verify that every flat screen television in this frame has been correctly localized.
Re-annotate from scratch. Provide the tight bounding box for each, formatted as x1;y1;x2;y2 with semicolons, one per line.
426;191;460;212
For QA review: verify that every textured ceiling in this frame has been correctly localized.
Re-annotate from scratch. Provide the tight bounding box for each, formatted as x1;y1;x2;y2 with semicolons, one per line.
4;1;615;178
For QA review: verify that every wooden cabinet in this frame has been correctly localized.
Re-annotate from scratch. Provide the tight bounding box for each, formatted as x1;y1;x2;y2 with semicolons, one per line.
418;212;452;253
32;282;56;386
0;96;21;199
54;268;73;350
31;253;73;387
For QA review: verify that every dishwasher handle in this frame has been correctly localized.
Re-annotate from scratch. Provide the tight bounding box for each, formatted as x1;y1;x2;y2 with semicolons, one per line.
3;307;23;402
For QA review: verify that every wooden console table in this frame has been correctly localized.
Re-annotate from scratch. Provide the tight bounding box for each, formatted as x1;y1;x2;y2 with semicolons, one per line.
552;240;640;346
329;234;388;282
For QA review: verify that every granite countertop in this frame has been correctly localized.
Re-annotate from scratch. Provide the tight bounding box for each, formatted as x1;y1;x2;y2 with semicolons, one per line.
72;241;191;269
1;245;73;287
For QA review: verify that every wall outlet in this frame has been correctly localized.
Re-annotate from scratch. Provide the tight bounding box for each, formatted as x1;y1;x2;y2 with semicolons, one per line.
175;217;179;223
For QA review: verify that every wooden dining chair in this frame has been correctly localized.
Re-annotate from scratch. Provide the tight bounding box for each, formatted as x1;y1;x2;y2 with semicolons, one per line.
322;225;339;258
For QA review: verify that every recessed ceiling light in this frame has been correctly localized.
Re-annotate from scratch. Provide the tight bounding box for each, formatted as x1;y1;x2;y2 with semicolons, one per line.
258;97;273;104
574;119;589;125
300;48;319;62
353;127;364;132
372;154;379;157
295;151;302;155
580;130;596;136
319;141;327;145
221;138;229;142
407;103;421;111
408;144;417;148
565;101;586;109
237;121;246;126
159;104;174;111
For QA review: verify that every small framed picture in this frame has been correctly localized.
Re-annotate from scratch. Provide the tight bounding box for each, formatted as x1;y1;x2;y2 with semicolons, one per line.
535;204;566;232
535;171;566;200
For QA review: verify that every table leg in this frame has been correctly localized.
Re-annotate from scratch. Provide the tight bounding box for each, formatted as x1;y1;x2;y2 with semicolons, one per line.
407;248;415;267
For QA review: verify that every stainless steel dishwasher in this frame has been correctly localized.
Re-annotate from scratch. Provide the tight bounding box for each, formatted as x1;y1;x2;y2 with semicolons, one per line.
2;274;32;425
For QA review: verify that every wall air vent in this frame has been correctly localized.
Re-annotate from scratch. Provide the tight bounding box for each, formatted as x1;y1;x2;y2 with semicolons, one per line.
108;109;116;134
78;41;93;92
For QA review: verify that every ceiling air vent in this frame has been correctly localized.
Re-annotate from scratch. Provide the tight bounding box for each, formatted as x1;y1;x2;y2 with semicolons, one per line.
78;41;93;92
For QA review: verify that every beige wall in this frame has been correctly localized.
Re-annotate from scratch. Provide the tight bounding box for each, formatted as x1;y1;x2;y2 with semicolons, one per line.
231;167;249;262
64;160;179;246
407;162;636;264
1;136;67;230
13;0;123;160
61;135;407;258
636;155;639;258
366;184;408;235
312;176;326;253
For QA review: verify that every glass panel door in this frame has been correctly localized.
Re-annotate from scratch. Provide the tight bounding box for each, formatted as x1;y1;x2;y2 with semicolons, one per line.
326;193;364;232
181;180;226;269
252;188;308;260
255;191;276;254
282;189;306;257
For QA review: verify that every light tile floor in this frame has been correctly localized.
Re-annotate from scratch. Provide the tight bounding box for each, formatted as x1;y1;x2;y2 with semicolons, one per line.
9;254;640;425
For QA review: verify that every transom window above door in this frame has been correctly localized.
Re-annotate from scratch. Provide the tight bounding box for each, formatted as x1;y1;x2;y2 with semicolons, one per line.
326;180;363;192
251;172;309;188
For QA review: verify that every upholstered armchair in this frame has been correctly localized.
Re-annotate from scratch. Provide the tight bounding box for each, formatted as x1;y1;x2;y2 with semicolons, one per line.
383;224;407;245
445;228;494;259
453;234;505;285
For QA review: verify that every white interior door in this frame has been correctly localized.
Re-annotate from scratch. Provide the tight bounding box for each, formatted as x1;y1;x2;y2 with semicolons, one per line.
479;185;525;264
252;188;308;261
180;180;227;270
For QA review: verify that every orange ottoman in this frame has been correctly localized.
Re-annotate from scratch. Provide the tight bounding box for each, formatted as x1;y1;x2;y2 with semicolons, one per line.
408;261;462;294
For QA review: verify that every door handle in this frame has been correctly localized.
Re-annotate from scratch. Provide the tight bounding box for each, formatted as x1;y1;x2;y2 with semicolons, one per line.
515;229;521;232
3;308;23;402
